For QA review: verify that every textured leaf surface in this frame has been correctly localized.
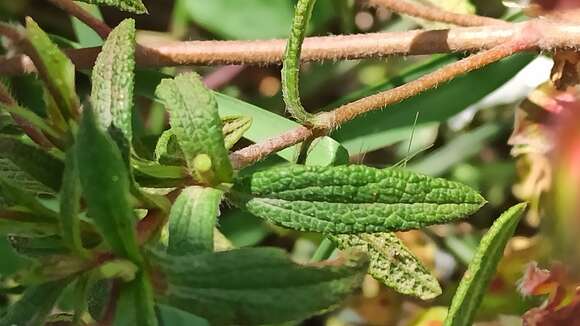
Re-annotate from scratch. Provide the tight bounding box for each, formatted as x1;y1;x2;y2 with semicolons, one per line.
155;73;233;183
0;278;69;326
0;135;63;191
25;18;79;121
157;247;367;325
76;0;147;14
0;177;58;219
232;165;485;233
91;19;136;142
0;158;52;194
168;186;222;255
76;106;141;264
222;115;252;150
444;203;527;326
331;232;441;300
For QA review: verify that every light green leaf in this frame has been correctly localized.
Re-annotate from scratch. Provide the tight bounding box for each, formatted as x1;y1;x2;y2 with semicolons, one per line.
25;17;79;122
444;203;527;326
0;278;70;326
71;3;104;47
76;0;147;14
168;186;222;255
232;165;485;233
91;19;136;142
113;272;158;326
0;135;64;191
156;247;368;325
222;115;252;150
60;147;87;257
76;105;142;264
155;73;233;184
330;232;441;300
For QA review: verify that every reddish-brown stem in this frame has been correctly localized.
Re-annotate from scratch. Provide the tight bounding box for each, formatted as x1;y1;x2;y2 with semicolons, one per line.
47;0;111;39
368;0;508;26
100;280;120;326
230;31;539;169
2;20;580;76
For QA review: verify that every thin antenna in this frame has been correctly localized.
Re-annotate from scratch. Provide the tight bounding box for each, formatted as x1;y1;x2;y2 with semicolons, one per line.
402;111;420;168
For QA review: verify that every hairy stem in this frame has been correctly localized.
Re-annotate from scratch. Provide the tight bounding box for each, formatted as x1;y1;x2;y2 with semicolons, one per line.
230;31;538;169
2;20;580;75
369;0;507;26
282;0;317;124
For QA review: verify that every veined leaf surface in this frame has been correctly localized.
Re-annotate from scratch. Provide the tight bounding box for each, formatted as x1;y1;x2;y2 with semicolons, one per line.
76;0;147;14
156;247;367;325
331;232;441;300
155;73;233;184
232;165;485;233
91;19;136;142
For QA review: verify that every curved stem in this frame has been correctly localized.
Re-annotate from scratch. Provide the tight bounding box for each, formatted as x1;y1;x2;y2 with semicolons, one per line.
282;0;317;124
47;0;111;38
369;0;508;26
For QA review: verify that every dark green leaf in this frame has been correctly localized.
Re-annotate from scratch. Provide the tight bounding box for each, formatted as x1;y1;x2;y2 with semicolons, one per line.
0;210;59;236
60;147;87;256
76;105;141;264
330;232;441;300
25;17;79;122
168;186;222;255
0;135;64;191
231;165;485;233
157;304;210;326
91;19;136;142
0;177;58;219
76;0;147;14
444;203;527;326
0;278;70;326
113;272;158;326
8;235;68;258
332;54;535;154
155;73;233;184
156;247;368;325
0;158;52;194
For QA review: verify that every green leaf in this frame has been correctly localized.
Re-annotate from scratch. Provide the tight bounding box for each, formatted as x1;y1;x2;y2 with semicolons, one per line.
71;3;104;47
443;203;527;326
168;186;222;255
0;278;70;326
0;158;52;194
154;129;186;166
76;0;147;14
330;232;441;300
0;135;64;191
91;19;136;142
332;54;535;154
155;73;233;184
0;177;58;219
281;0;316;123
0;210;59;236
231;165;485;233
215;92;346;164
76;105;141;264
25;17;79;122
222;115;252;150
113;272;158;326
157;304;210;326
8;235;69;258
60;147;87;257
156;247;368;325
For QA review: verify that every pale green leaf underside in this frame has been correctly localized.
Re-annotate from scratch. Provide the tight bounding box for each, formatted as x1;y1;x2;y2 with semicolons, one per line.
77;0;147;14
156;247;368;325
91;19;136;141
155;73;233;183
233;165;485;233
168;186;222;255
222;115;252;150
444;203;527;326
331;232;441;300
